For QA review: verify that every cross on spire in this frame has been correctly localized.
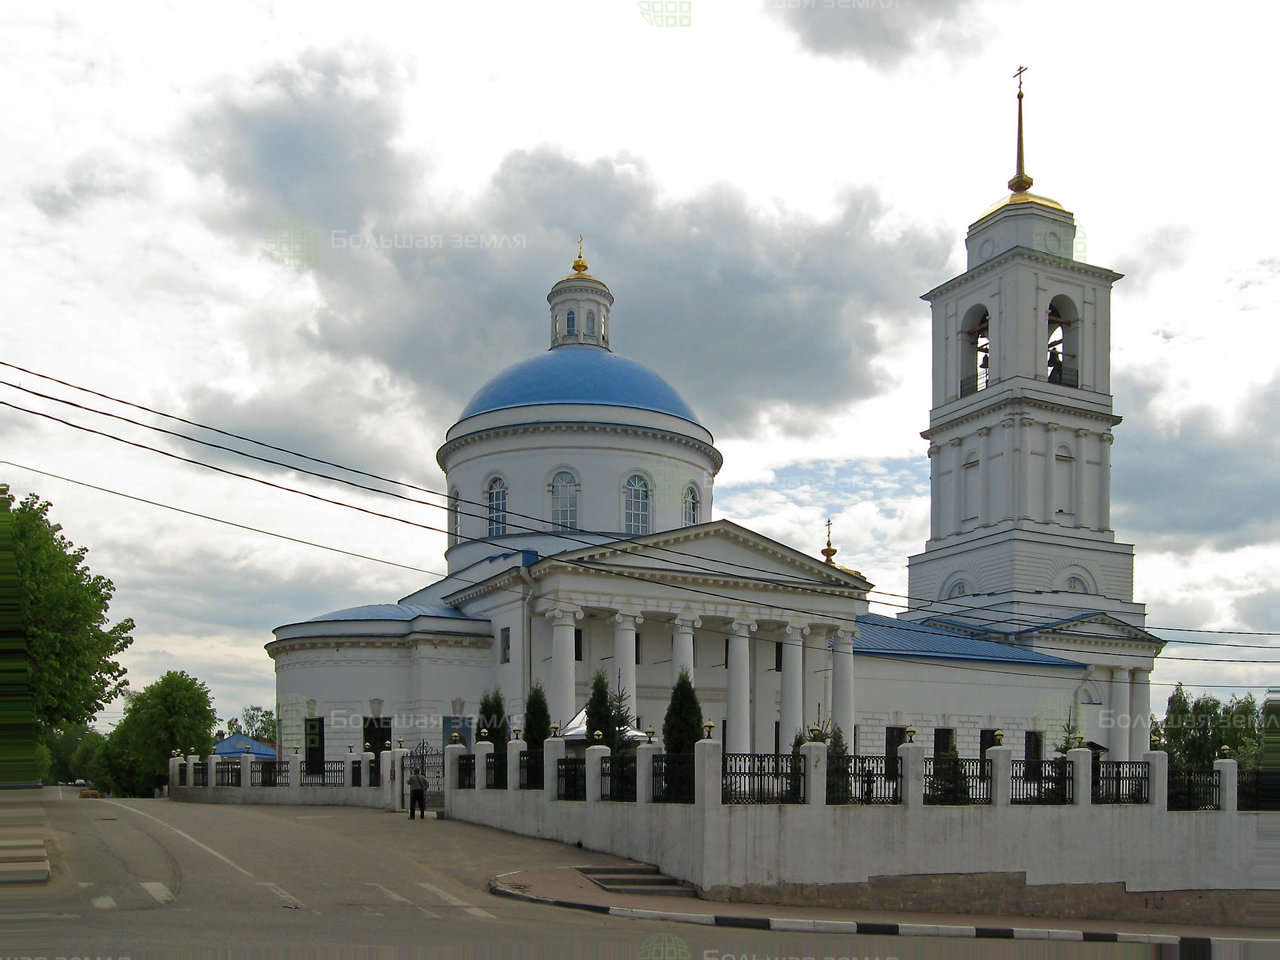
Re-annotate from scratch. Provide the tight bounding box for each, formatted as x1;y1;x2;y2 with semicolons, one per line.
1008;65;1034;194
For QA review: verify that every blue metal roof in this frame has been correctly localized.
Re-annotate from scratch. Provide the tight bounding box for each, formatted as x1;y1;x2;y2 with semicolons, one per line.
855;613;1086;667
457;345;703;425
307;602;470;623
213;733;276;758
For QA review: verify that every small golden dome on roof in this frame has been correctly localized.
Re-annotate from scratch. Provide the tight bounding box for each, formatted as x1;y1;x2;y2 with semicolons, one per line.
572;234;589;274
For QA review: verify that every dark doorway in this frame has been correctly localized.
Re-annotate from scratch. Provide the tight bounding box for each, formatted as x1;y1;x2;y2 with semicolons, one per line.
885;725;906;778
304;717;324;772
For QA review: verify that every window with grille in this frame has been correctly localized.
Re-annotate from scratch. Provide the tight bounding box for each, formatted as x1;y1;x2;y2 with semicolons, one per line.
624;474;650;535
550;471;578;530
487;478;508;536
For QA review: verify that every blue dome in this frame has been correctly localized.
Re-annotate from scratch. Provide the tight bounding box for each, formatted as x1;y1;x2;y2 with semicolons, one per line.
457;346;702;425
307;603;470;622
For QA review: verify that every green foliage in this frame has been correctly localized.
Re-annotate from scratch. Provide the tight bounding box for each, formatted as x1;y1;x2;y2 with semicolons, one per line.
662;669;702;755
41;723;94;783
828;724;849;759
7;489;133;733
34;742;52;784
225;705;277;743
478;688;509;752
584;671;611;747
523;683;550;748
1160;683;1261;770
69;728;106;781
1052;707;1083;755
607;684;636;755
106;671;217;795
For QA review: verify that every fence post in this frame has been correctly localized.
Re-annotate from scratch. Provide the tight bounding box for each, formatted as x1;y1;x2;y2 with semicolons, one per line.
444;742;464;817
695;737;722;809
474;741;494;791
543;737;566;799
239;753;252;791
586;744;609;805
987;744;1013;807
1144;751;1168;812
898;741;926;808
1214;758;1237;813
507;739;525;791
206;755;219;790
800;741;825;806
362;751;374;788
1068;748;1092;807
344;752;357;788
168;756;180;790
185;754;199;787
636;742;658;806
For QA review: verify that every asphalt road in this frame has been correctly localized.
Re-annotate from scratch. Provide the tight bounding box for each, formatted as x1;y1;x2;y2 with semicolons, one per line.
0;788;1160;960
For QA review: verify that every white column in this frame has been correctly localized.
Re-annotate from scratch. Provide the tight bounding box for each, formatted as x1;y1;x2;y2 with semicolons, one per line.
613;613;641;712
1074;428;1088;526
1001;417;1016;521
830;627;855;743
1110;667;1131;761
978;426;992;524
1129;668;1151;759
546;607;581;728
781;626;804;749
1043;422;1057;522
1018;416;1035;518
949;437;963;535
672;617;697;687
1098;432;1114;530
927;445;942;540
727;620;754;753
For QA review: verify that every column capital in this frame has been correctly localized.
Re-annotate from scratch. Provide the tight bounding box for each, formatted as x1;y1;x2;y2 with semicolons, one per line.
544;606;583;626
927;444;942;458
948;436;963;446
1045;422;1059;433
1100;432;1115;444
832;626;857;644
730;620;757;634
975;425;992;437
1020;415;1036;427
613;612;644;627
1075;427;1091;437
1001;416;1017;429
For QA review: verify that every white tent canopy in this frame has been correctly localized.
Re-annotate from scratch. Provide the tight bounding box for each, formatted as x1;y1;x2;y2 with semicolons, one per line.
559;707;650;743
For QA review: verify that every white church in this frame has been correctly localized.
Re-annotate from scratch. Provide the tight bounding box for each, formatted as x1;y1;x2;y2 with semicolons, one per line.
267;96;1164;771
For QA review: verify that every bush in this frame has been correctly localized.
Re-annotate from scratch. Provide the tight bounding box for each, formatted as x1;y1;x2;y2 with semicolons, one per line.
523;683;550;749
585;671;611;748
662;669;702;756
478;689;508;753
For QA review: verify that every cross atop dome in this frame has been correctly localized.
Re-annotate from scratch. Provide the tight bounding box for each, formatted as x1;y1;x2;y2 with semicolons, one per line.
572;234;589;274
1008;65;1034;194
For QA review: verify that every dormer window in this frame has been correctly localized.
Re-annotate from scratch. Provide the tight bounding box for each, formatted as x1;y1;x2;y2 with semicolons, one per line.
566;310;576;335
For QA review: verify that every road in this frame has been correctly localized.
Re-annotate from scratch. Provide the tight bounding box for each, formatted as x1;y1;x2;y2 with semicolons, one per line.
0;788;1161;959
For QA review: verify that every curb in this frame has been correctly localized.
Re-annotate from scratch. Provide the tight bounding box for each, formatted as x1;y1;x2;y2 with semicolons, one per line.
488;874;1278;952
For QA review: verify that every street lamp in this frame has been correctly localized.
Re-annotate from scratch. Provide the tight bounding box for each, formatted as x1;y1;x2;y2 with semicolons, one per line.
550;723;560;738
702;721;714;740
993;729;1004;745
645;728;654;744
593;730;603;742
905;726;916;744
808;724;822;742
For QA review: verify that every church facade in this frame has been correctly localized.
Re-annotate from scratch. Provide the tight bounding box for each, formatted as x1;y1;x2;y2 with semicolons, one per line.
268;114;1162;768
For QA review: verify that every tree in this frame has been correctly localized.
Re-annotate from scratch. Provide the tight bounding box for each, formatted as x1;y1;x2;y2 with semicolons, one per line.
607;684;636;755
1159;683;1260;770
524;682;550;748
662;669;702;755
108;671;217;795
69;728;106;782
41;722;96;783
7;489;133;733
225;705;277;743
477;688;508;753
585;671;611;748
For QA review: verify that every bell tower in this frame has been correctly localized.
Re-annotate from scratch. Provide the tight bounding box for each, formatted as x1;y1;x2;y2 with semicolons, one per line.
904;74;1146;630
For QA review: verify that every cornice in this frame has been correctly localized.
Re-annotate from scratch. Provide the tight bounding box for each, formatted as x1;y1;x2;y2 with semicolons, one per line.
922;392;1123;440
266;632;493;660
437;419;723;472
922;245;1123;302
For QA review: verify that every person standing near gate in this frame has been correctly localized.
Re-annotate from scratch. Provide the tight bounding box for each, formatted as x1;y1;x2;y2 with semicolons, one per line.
408;768;428;820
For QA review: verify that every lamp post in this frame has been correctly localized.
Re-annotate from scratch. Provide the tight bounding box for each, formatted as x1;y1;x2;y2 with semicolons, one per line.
808;724;822;742
702;721;714;740
645;728;654;744
450;732;461;745
550;723;559;738
905;726;916;744
593;730;603;742
994;729;1004;745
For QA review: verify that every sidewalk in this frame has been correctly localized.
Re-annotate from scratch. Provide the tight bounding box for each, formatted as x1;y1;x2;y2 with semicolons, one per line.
0;788;52;884
490;862;1280;951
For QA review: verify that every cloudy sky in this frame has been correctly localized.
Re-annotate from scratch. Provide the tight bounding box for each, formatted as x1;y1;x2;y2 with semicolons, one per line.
3;1;1276;730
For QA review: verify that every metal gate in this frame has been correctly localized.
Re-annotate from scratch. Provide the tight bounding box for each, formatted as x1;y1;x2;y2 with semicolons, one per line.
401;740;444;809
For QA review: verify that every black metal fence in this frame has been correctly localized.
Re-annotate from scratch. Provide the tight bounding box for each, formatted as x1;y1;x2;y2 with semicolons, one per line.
652;754;694;803
1011;759;1073;805
250;760;281;787
519;750;543;790
351;759;362;787
486;752;507;789
215;760;241;787
556;758;585;800
722;752;805;804
368;757;380;788
600;754;637;802
300;760;345;787
1168;767;1220;811
457;754;476;789
1238;769;1259;811
192;761;208;787
827;755;900;804
1092;760;1149;804
178;761;188;785
923;757;992;805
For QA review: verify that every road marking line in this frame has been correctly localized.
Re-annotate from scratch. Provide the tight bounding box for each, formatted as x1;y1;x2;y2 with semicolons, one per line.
99;799;253;878
91;896;116;910
78;881;94;888
0;912;81;921
140;882;174;904
258;882;305;909
417;880;496;919
365;882;411;904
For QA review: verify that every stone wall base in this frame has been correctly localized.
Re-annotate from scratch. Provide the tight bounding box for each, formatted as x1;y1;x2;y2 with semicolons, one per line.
700;872;1279;929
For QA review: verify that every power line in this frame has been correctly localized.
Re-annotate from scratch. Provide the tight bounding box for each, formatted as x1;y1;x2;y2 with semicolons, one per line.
5;402;1277;669
5;365;1278;641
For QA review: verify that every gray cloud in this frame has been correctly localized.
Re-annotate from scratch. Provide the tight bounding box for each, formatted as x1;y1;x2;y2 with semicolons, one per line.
1233;589;1279;632
1113;225;1192;294
28;151;145;218
766;0;983;67
1111;370;1280;552
177;49;951;448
